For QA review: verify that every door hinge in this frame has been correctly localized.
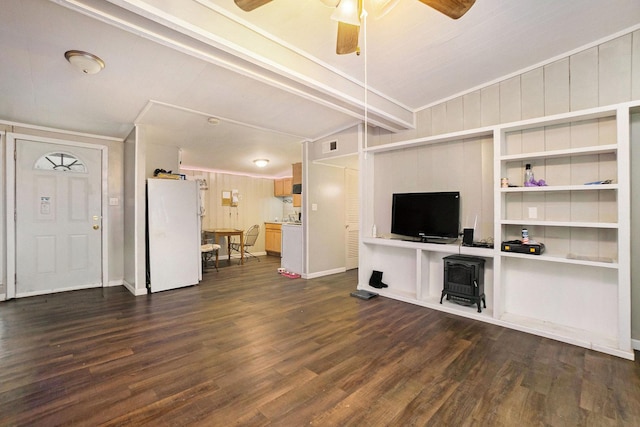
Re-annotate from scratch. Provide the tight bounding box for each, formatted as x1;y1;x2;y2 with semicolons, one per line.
14;147;17;161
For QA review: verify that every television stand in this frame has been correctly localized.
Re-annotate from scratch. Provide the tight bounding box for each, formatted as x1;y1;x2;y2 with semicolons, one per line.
421;237;458;244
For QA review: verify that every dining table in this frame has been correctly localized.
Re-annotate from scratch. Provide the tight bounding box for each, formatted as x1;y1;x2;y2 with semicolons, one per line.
203;228;244;265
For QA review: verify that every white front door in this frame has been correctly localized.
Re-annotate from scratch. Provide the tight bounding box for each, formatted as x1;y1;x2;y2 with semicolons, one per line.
15;139;103;297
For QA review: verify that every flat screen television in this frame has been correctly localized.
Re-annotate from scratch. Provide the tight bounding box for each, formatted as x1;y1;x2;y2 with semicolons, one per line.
391;191;460;241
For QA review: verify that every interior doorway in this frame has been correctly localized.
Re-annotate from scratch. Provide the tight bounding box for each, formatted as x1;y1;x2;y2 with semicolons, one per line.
11;137;106;298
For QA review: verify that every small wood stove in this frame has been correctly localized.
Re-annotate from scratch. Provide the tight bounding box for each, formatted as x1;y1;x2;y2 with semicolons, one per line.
441;255;486;313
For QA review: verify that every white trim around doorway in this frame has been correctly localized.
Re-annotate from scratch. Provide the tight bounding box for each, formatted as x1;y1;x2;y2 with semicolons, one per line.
5;133;109;299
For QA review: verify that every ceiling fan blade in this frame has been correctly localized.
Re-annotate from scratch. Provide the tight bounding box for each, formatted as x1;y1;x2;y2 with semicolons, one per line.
234;0;273;12
336;22;360;55
418;0;476;19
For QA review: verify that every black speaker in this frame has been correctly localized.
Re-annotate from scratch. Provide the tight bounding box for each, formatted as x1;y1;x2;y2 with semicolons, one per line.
463;228;474;245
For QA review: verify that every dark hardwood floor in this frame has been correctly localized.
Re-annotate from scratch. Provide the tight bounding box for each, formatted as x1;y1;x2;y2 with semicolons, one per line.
1;256;639;426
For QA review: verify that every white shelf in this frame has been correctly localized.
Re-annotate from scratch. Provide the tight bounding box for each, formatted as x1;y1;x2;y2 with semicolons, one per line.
499;251;618;269
361;286;495;323
499;104;618;132
499;219;618;229
364;127;495;154
363;237;495;258
500;184;618;193
500;144;617;162
499;312;633;360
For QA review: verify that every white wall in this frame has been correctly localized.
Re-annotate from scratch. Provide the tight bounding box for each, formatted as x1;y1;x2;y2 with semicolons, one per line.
305;128;361;276
631;112;640;344
372;136;493;242
375;31;640;145
0;131;5;297
310;125;360;161
146;143;180;178
123;129;136;289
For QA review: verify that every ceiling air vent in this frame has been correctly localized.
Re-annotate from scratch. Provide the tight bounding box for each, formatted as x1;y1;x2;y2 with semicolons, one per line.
322;140;338;154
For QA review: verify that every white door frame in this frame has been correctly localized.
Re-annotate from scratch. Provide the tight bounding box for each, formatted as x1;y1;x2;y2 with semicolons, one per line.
5;133;109;299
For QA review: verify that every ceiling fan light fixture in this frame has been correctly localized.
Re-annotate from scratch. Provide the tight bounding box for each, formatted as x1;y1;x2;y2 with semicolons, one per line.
253;159;269;168
64;50;105;74
331;0;360;26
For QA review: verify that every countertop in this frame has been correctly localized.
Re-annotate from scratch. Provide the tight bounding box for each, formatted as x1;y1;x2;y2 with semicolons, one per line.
265;221;302;225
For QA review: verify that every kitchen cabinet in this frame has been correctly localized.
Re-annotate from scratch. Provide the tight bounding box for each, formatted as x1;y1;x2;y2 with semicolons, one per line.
265;222;282;256
274;178;292;196
292;162;302;207
292;162;302;185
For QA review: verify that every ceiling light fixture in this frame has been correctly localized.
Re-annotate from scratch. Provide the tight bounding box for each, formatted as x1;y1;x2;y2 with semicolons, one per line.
253;159;269;168
207;117;220;125
64;50;105;74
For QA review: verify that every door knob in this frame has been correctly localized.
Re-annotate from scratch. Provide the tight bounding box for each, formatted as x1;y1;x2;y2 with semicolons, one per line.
93;224;100;230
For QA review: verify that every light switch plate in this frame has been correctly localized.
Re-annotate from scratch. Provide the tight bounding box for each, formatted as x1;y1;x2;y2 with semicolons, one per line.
528;207;537;219
311;203;318;211
109;197;119;206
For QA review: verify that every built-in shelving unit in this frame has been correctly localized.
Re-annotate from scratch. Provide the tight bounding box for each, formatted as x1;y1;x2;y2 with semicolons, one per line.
358;102;637;360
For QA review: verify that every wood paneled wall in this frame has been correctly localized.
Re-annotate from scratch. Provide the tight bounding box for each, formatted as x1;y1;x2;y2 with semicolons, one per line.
180;170;281;254
374;30;640;145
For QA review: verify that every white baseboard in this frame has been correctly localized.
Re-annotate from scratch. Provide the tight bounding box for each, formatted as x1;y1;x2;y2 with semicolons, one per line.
632;338;640;352
122;280;148;296
0;293;6;301
15;283;101;298
107;279;124;287
304;267;346;279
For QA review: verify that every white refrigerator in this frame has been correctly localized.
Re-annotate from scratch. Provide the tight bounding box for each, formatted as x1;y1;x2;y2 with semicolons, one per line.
147;179;201;293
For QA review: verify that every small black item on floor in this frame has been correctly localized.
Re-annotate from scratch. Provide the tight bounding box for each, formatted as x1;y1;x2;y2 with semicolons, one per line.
350;289;378;300
369;270;388;289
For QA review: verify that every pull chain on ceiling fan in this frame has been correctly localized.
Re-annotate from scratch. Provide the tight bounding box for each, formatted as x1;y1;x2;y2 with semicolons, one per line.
233;0;476;55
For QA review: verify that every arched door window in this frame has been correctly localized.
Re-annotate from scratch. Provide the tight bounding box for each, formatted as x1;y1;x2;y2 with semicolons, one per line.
34;152;87;173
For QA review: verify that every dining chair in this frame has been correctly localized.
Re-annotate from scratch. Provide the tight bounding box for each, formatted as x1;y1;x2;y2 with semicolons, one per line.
201;237;221;272
230;224;260;262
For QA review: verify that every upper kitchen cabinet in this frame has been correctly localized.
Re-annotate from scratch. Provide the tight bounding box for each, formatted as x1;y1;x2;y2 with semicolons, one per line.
291;163;302;194
292;162;302;207
292;162;302;187
274;177;293;196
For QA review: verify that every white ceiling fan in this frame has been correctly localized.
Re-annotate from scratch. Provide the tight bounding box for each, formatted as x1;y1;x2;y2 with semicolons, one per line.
234;0;476;54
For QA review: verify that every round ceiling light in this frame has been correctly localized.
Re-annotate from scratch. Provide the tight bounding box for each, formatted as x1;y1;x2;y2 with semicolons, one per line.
253;159;269;168
64;50;105;75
